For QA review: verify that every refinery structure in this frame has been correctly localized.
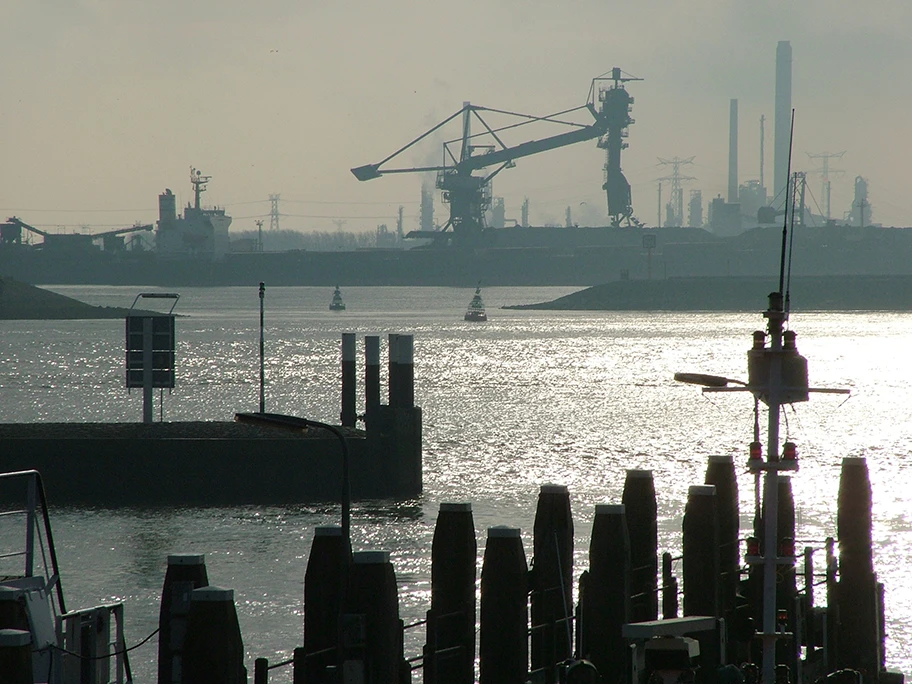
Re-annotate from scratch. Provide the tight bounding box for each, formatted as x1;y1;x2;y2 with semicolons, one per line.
0;45;900;288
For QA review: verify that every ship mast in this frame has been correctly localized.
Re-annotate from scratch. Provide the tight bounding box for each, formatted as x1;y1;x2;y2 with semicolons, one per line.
190;167;212;211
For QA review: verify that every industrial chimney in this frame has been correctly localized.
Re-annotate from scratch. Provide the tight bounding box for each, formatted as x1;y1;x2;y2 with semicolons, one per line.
728;99;738;204
774;41;792;204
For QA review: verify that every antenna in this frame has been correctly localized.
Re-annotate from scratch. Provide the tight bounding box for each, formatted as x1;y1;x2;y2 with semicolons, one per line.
778;110;795;309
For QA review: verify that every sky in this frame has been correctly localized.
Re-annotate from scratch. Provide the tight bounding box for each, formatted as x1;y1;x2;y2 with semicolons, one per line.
2;0;911;234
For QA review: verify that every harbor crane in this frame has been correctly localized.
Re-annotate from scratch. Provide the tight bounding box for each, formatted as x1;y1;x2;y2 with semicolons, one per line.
1;217;153;251
351;69;642;247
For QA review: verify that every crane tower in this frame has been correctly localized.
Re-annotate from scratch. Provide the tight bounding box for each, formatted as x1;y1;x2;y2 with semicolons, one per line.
593;67;643;227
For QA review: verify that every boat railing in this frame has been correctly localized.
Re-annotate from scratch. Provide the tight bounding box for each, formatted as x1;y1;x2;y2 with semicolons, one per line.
57;602;130;684
0;469;131;683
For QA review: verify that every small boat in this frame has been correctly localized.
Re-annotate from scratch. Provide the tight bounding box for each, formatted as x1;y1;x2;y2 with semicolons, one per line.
464;285;487;322
329;285;345;311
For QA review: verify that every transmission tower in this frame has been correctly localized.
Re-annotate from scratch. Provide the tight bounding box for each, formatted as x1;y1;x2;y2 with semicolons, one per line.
656;157;696;227
332;219;347;231
806;151;845;220
269;194;281;231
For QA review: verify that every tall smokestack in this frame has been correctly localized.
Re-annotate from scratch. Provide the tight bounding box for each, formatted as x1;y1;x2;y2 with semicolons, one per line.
774;41;792;204
728;99;738;204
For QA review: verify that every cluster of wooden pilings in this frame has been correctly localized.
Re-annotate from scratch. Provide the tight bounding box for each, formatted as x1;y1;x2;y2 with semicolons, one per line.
149;456;900;684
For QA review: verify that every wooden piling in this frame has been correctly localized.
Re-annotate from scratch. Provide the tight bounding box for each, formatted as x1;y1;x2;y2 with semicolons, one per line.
343;551;402;684
158;553;209;684
303;526;350;683
579;503;630;679
836;457;881;674
531;484;574;680
480;526;528;684
183;586;246;684
683;484;720;618
426;503;476;684
622;469;658;622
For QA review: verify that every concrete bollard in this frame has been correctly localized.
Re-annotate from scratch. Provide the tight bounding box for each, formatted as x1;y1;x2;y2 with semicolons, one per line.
531;483;574;680
579;503;630;679
480;526;528;684
0;629;32;684
158;553;209;684
365;335;381;429
425;503;476;684
388;334;400;408
683;484;720;617
622;469;658;622
343;551;401;684
836;457;880;674
182;586;246;684
341;333;357;427
705;455;740;616
303;526;350;683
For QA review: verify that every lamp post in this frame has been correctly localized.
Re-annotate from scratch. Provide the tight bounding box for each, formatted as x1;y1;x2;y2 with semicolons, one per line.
234;412;351;551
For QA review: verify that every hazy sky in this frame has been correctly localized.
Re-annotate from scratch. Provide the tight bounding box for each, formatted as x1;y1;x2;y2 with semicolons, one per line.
2;1;910;234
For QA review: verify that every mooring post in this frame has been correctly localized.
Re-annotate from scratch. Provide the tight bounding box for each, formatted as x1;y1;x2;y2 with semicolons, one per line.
662;552;678;619
398;334;414;409
259;282;265;413
580;503;630;678
159;554;209;684
304;527;350;683
365;335;380;429
622;469;658;622
426;503;476;684
531;484;574;680
388;333;400;408
341;333;356;427
479;526;528;684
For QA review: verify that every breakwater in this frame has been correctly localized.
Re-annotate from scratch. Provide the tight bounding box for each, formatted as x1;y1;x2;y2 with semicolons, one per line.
0;334;422;506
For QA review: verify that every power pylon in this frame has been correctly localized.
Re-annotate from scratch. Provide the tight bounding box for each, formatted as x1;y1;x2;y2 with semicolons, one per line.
656;156;696;227
806;151;845;220
269;194;281;231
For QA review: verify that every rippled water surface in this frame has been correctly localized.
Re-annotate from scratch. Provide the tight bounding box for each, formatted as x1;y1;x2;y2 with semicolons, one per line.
0;285;910;679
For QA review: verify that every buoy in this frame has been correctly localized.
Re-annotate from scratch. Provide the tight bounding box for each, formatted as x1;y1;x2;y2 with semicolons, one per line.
303;526;350;683
531;483;573;679
480;526;528;684
622;469;658;621
426;503;476;684
158;553;209;684
182;586;246;684
579;503;629;678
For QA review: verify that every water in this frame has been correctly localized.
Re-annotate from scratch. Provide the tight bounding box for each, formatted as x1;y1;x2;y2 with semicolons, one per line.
0;285;910;679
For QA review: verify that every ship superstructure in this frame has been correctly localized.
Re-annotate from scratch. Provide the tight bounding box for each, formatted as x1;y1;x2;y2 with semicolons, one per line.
156;168;232;257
